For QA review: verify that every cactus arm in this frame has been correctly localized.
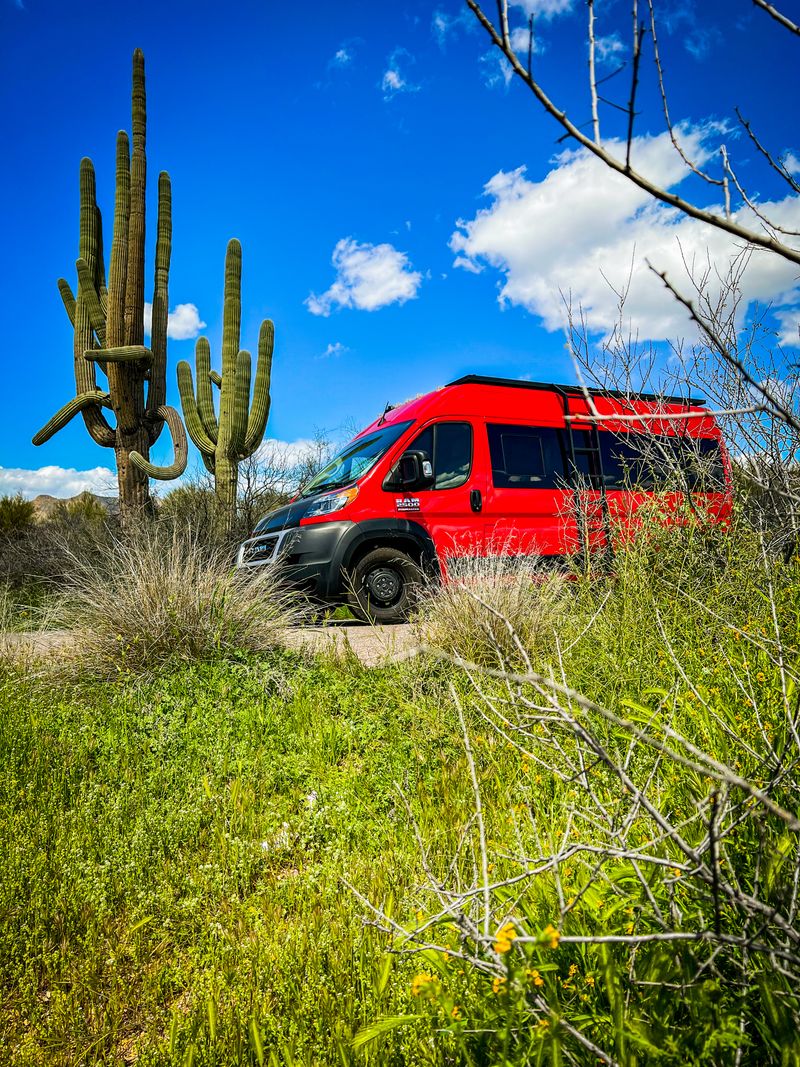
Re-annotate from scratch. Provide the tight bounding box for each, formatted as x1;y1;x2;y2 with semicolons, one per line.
209;371;222;388
130;405;187;480
177;359;217;456
243;318;273;454
124;49;146;347
76;258;107;346
86;345;152;364
58;279;76;326
231;350;252;456
74;160;116;447
107;131;130;349
95;203;107;312
194;337;218;440
32;390;112;446
146;171;171;430
216;239;242;463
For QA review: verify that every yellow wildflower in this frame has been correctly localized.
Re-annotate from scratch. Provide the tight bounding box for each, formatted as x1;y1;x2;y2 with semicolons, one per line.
493;921;517;954
411;973;435;997
568;963;578;977
451;1005;462;1020
526;968;545;987
542;923;560;950
492;976;507;995
756;671;765;682
585;974;595;987
536;1018;549;1031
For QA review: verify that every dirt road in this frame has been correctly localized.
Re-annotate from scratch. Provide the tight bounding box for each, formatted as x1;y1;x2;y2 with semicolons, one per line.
2;622;421;669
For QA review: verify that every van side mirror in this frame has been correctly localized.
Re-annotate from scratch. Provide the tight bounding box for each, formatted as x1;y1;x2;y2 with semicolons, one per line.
396;450;434;490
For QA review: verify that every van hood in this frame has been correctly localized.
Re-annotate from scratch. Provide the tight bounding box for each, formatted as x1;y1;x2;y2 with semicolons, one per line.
253;497;310;533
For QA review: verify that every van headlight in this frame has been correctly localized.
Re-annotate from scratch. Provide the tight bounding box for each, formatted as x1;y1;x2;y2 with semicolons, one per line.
304;485;359;518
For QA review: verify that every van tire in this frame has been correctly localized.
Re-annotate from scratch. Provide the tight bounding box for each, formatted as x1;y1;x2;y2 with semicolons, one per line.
347;547;420;624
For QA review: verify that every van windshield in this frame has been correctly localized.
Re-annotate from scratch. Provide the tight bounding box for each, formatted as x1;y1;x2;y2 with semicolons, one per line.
299;420;413;498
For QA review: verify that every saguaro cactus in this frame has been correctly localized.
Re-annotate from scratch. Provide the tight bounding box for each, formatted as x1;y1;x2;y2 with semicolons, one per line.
32;50;187;520
177;239;273;534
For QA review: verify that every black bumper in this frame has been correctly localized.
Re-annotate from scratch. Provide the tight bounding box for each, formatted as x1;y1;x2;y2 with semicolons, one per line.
239;517;438;603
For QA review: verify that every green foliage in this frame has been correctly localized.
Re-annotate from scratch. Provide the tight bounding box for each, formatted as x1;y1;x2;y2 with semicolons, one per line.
2;517;799;1064
0;494;35;535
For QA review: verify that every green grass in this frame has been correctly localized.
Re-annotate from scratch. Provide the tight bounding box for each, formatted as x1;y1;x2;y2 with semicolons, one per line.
2;519;800;1065
0;653;472;1065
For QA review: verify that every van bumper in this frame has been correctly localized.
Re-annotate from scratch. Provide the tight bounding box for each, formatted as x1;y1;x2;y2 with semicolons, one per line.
237;521;353;599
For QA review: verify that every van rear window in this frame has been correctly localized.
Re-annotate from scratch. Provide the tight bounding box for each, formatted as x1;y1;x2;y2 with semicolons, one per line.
600;432;726;491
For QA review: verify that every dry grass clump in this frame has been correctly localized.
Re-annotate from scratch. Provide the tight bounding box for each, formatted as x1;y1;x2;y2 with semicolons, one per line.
54;527;304;676
416;554;568;666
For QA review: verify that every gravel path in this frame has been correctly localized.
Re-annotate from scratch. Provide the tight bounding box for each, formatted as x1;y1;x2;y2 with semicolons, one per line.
1;622;421;669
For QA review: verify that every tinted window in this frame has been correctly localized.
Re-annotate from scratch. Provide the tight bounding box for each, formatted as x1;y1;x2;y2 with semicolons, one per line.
599;431;726;491
388;422;473;490
488;424;566;489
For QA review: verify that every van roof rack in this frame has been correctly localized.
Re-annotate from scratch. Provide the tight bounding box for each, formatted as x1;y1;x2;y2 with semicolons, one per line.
446;374;705;407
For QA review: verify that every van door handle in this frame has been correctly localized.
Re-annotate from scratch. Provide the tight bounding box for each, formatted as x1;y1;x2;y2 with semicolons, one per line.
470;489;482;513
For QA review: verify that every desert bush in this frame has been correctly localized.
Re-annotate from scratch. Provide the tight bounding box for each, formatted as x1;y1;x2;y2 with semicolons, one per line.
0;494;35;536
53;526;305;676
417;554;568;667
359;516;800;1064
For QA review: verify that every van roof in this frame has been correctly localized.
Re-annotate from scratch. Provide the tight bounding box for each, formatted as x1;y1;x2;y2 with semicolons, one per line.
446;374;706;407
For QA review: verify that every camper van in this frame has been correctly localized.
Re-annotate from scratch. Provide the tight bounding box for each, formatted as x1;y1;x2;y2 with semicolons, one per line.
237;376;732;622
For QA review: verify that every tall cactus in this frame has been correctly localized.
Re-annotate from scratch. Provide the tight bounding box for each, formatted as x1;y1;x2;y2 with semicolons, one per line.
177;239;273;534
32;50;187;520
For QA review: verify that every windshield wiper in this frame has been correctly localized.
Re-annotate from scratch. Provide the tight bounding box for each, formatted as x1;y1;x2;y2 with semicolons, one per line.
300;478;354;498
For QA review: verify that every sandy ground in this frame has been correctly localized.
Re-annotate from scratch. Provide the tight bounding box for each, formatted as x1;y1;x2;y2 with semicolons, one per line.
1;622;421;669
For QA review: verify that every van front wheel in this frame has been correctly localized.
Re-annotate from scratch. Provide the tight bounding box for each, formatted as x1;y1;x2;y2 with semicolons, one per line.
347;547;420;624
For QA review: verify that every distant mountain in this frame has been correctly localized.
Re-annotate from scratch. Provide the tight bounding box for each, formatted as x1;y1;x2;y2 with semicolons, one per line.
31;491;119;520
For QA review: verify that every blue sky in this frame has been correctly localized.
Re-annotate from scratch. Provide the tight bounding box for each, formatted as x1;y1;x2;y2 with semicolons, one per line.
1;0;798;496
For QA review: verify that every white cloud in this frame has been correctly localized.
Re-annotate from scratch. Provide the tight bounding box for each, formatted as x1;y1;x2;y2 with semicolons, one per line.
381;48;419;98
480;50;514;89
0;465;117;500
595;33;625;63
321;342;348;358
432;8;474;46
144;301;206;341
332;47;351;67
775;303;799;348
306;238;423;316
450;126;800;342
510;0;574;18
784;151;800;178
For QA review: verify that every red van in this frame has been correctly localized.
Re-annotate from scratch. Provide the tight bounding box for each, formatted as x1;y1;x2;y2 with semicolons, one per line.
237;376;732;622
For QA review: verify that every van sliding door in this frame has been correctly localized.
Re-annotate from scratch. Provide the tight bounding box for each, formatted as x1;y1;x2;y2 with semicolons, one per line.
482;422;579;559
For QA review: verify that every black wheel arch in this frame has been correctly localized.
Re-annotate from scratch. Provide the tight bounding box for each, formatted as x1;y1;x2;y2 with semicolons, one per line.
336;519;438;590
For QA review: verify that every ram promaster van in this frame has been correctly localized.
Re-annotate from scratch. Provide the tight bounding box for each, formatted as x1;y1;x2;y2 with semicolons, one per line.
237;376;732;622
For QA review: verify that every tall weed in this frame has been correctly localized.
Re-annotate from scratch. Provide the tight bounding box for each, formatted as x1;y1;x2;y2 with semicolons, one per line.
54;527;304;676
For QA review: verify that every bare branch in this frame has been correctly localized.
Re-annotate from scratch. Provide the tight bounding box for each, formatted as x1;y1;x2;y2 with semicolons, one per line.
466;0;800;267
752;0;800;35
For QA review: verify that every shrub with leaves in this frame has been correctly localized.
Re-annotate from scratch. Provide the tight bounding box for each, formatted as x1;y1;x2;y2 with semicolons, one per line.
0;495;35;536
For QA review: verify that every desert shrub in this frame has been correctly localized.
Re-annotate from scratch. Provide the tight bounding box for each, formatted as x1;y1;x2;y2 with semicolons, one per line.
361;517;800;1064
158;482;220;533
417;554;568;666
53;526;305;676
0;494;35;535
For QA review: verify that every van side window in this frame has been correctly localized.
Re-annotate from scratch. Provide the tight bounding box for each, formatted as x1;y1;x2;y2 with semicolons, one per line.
391;422;473;489
599;432;726;491
488;425;566;489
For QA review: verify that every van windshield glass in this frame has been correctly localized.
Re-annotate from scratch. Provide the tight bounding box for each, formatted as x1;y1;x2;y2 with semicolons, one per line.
300;421;413;497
